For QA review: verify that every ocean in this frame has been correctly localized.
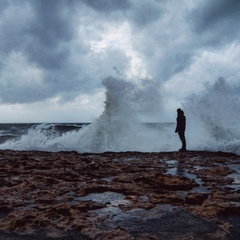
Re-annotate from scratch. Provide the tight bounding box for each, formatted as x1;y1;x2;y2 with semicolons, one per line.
0;122;176;153
0;77;239;154
0;122;89;145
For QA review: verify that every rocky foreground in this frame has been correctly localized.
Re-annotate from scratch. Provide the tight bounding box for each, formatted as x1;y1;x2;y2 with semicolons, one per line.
0;150;239;239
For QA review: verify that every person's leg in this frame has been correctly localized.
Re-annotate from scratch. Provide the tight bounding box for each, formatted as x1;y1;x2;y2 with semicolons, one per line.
178;132;186;150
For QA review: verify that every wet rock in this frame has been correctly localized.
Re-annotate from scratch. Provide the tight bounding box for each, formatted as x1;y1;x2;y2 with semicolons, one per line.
219;206;240;217
198;166;234;176
185;193;209;205
0;150;239;239
115;209;227;240
165;193;184;204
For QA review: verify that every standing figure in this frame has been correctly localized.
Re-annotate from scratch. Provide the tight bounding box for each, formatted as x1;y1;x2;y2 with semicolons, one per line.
175;108;186;152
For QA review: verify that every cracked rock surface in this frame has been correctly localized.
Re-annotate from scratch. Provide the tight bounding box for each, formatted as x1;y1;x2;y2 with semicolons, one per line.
0;150;239;239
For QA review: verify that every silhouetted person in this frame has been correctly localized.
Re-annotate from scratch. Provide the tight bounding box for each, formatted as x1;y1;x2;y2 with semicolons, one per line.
175;108;186;152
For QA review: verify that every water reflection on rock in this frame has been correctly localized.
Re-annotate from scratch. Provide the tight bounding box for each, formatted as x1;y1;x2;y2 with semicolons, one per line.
0;150;239;239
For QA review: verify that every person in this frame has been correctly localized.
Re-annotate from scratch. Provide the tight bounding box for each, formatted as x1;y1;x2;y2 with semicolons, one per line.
175;108;186;152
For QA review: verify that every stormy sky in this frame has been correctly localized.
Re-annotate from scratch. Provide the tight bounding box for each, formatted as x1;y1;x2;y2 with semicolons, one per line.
0;0;240;123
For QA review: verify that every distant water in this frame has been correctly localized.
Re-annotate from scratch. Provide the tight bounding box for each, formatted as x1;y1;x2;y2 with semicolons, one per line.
0;123;89;144
0;122;175;152
0;77;239;154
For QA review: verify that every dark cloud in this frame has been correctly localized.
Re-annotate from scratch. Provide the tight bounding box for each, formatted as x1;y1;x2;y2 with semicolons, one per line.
0;0;11;13
25;0;79;70
0;0;79;67
190;0;240;31
81;0;131;12
80;0;164;27
0;1;29;54
188;0;240;46
30;0;75;46
159;53;194;80
0;0;131;104
0;0;240;118
0;0;83;103
126;1;163;27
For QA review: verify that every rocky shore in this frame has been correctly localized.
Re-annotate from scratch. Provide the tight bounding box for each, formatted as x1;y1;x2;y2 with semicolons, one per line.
0;150;239;239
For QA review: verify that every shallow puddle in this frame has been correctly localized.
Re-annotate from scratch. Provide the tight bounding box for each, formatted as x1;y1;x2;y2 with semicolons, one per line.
101;176;116;182
166;160;178;165
91;204;176;222
228;173;240;184
73;191;130;206
167;166;201;183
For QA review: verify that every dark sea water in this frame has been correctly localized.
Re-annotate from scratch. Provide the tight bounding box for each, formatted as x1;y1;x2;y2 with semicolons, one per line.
0;123;90;144
0;122;176;153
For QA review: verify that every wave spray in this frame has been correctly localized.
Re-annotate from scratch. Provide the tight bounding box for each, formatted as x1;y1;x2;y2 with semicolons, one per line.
184;78;240;154
0;77;177;152
1;77;240;154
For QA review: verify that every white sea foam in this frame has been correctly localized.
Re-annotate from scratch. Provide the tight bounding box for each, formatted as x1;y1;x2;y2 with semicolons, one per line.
1;77;240;154
184;77;240;155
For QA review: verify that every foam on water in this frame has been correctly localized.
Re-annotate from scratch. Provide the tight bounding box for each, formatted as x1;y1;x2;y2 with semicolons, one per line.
0;77;240;154
0;77;175;152
184;77;240;155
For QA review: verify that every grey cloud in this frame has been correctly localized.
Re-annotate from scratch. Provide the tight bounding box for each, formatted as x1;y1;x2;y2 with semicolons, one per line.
0;1;31;54
160;53;194;80
81;0;131;12
127;1;195;81
25;0;78;69
30;0;75;45
81;0;163;27
0;0;12;13
0;0;106;104
144;52;194;82
0;87;48;104
0;0;79;68
188;0;240;46
126;0;164;27
1;0;240;108
131;0;240;83
190;0;240;32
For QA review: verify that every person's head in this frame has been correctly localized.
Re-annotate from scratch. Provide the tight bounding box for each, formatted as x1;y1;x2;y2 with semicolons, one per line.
177;108;182;114
177;108;184;115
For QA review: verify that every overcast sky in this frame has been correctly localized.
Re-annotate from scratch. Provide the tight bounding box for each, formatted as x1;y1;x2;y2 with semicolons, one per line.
0;0;240;123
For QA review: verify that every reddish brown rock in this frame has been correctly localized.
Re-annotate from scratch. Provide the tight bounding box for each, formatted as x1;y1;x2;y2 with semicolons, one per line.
185;192;209;205
0;150;239;239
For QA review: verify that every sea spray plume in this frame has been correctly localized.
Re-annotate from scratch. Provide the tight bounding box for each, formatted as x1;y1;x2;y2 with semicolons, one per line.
0;77;139;152
81;76;145;152
0;77;178;152
184;77;240;154
77;76;171;152
111;66;162;115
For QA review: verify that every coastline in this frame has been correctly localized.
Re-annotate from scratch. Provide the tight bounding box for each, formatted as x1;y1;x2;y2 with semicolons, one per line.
0;150;239;239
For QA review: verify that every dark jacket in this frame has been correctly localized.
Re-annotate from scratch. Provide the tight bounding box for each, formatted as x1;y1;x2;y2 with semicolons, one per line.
175;110;186;133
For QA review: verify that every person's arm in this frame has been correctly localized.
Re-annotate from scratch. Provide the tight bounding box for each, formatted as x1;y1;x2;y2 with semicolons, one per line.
175;118;178;133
